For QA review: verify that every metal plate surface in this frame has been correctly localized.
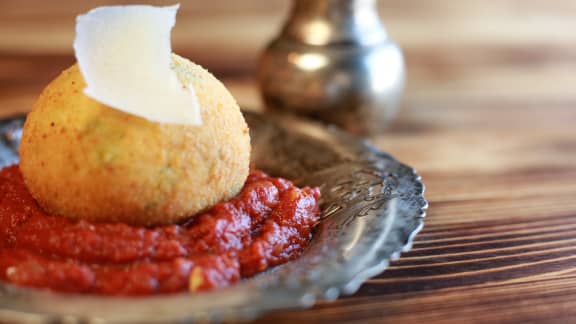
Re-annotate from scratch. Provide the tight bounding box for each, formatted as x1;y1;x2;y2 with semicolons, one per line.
0;112;427;323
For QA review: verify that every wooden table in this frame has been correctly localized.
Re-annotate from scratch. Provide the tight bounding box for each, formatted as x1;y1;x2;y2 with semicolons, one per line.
1;1;576;323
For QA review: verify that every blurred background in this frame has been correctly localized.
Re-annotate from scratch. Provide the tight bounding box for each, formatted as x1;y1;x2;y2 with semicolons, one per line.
1;0;576;174
1;0;575;115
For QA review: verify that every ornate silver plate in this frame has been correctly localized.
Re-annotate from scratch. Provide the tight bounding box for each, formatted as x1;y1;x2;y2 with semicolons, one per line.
0;112;427;323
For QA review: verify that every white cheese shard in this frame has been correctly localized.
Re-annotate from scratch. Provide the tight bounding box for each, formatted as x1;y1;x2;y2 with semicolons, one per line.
74;4;201;125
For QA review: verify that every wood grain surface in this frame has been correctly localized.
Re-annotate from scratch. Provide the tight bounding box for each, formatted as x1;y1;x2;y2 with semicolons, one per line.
1;1;576;323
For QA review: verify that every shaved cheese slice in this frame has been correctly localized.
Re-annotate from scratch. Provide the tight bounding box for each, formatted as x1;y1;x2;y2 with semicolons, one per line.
74;4;201;125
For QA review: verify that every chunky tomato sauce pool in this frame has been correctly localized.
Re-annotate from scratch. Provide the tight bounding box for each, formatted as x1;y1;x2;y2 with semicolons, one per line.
0;166;320;295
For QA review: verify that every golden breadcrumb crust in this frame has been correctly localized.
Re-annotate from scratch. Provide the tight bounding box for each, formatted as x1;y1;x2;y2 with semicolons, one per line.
19;54;251;226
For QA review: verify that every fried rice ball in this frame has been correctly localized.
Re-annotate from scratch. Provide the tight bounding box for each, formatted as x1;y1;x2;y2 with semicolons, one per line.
19;54;250;226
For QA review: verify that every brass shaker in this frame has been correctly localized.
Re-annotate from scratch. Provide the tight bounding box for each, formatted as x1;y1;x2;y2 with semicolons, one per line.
258;0;405;135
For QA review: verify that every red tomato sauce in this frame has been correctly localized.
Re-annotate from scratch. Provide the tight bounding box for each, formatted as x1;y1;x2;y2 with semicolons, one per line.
0;165;320;295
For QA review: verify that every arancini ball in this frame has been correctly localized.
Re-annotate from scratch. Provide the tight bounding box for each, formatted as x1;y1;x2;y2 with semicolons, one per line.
19;54;251;226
